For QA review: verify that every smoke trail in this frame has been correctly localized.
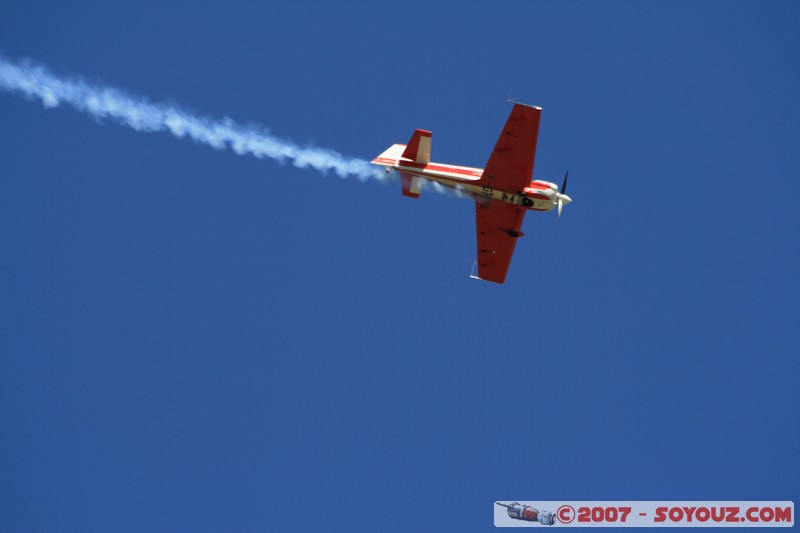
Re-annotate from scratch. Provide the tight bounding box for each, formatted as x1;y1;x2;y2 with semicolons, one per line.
1;55;459;195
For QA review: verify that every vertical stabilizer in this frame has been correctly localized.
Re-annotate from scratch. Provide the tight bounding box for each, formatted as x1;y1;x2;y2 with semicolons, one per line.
400;172;422;198
401;129;431;164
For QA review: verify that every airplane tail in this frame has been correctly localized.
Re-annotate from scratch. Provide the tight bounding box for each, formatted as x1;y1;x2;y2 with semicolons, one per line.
370;129;432;199
401;129;431;164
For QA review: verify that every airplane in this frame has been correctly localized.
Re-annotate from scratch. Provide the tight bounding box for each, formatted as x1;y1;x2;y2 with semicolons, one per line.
371;103;572;284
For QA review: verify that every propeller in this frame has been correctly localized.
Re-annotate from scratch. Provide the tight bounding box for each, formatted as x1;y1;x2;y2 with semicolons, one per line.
556;170;572;221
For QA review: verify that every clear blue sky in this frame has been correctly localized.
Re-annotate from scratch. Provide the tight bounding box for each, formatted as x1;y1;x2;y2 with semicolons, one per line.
1;2;798;531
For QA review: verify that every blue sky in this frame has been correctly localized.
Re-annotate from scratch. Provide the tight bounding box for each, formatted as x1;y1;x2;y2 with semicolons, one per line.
1;2;798;531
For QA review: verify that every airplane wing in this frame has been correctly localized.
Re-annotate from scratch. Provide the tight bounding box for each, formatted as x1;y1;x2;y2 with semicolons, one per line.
475;199;527;284
480;103;542;192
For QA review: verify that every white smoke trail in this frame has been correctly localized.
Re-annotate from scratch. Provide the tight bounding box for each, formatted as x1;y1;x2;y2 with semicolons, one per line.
0;55;464;195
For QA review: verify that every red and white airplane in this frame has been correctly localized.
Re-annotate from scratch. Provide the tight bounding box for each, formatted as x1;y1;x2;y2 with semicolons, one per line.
371;103;571;284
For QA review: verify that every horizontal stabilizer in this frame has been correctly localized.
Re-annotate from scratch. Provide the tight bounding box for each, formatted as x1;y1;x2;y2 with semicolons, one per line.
371;143;406;167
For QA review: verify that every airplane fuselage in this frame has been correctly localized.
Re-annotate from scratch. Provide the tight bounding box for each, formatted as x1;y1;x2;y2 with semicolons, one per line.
384;158;563;212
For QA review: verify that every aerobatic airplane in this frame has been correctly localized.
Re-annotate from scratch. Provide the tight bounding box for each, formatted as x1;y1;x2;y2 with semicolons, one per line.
371;103;571;284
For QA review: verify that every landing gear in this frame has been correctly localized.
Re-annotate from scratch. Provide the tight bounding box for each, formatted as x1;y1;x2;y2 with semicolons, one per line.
518;190;534;208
